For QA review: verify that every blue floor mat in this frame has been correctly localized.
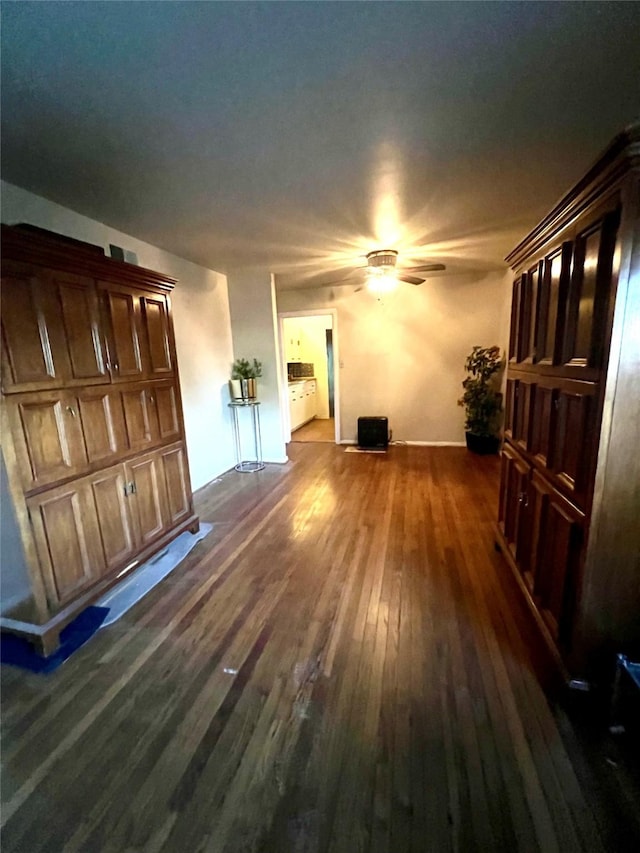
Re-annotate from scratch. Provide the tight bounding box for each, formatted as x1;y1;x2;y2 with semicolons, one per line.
0;606;110;674
1;524;212;674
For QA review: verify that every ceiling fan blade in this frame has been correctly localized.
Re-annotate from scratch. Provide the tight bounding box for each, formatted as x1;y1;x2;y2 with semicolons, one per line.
398;275;425;286
403;263;446;273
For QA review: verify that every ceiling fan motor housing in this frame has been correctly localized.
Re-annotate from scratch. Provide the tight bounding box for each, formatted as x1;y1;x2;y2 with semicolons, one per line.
366;249;398;270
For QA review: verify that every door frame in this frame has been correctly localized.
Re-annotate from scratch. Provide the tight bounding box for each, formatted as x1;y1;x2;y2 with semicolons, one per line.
277;309;340;445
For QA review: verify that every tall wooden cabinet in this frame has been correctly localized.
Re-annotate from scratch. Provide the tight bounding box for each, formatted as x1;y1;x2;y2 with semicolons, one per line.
496;125;640;683
0;225;198;654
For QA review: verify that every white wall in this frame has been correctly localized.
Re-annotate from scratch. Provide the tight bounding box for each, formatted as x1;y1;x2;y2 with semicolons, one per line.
227;270;288;463
1;180;236;488
277;271;512;444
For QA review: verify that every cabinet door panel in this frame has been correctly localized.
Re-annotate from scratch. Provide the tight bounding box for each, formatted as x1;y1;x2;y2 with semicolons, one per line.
121;385;159;451
1;263;71;391
141;295;173;376
151;381;181;441
551;386;597;508
101;285;144;380
9;393;88;491
160;444;191;525
538;244;571;365
504;379;517;440
529;384;556;469
514;379;534;453
90;466;136;571
52;271;109;384
78;388;129;465
530;475;584;643
524;263;541;362
498;443;530;560
562;209;619;368
126;453;167;546
27;483;104;606
508;277;525;363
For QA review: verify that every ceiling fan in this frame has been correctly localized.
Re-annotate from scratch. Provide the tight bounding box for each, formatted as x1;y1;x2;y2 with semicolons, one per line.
326;249;446;289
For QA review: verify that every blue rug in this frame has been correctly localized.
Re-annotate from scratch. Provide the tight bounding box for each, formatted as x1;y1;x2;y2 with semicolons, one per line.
1;523;212;673
0;606;110;674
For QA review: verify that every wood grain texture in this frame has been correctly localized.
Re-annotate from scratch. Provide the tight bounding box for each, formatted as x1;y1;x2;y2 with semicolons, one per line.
1;444;638;852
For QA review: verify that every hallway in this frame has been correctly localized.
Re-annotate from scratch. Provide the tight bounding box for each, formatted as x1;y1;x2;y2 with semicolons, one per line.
1;445;638;852
291;417;335;443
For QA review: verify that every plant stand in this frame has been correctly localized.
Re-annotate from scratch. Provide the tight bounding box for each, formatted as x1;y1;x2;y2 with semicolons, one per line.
228;401;265;472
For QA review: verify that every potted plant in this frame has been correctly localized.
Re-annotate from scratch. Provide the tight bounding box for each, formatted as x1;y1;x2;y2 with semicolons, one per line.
457;345;503;454
229;357;263;401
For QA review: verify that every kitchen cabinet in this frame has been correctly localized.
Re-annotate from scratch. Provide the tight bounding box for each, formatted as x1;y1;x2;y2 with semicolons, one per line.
0;224;198;654
496;125;640;682
289;379;317;431
284;321;308;363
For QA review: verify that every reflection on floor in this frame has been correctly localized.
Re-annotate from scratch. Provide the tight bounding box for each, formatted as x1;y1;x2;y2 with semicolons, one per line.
291;417;335;442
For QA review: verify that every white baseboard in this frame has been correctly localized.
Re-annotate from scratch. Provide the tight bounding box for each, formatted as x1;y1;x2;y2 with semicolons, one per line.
399;441;467;447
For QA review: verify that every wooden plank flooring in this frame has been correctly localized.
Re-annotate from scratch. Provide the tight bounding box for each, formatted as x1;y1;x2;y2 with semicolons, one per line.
1;444;639;852
291;418;335;442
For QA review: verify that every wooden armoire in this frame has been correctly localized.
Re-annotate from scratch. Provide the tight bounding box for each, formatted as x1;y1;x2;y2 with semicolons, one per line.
496;125;640;684
0;225;199;654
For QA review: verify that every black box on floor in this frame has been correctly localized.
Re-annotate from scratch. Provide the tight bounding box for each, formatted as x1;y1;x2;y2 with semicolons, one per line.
358;416;389;449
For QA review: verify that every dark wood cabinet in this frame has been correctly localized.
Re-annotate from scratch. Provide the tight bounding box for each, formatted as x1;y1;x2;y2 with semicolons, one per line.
0;225;198;654
496;126;640;682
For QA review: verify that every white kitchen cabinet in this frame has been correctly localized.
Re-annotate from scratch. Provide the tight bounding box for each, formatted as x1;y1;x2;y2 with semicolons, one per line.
289;379;317;431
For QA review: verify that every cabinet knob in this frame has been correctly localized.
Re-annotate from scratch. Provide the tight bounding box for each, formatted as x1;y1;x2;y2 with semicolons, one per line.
66;406;77;418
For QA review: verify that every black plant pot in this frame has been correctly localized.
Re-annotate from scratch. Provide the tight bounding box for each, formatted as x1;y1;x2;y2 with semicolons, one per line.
465;432;501;455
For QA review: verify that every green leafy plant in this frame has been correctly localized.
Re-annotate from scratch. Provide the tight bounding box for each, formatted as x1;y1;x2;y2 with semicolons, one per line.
457;345;503;437
230;358;263;380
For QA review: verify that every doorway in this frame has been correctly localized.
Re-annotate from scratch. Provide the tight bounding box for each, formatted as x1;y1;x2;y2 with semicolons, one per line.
278;310;340;445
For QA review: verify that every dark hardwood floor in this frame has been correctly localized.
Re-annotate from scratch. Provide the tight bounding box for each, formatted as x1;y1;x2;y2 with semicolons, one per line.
1;444;638;852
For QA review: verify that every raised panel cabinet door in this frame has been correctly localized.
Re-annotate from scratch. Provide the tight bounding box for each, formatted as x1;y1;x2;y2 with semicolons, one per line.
529;383;557;469
551;384;598;508
77;387;129;465
498;442;530;561
538;243;572;365
89;465;136;572
48;269;109;385
1;261;72;392
140;294;174;377
27;481;105;607
508;277;522;363
523;262;542;362
514;379;535;454
99;283;145;381
159;444;191;525
7;391;88;492
125;452;168;546
121;384;160;451
530;477;584;644
149;381;181;441
562;208;620;369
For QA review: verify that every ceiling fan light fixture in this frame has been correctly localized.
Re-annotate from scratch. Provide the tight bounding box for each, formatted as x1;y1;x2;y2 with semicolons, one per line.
366;267;398;293
366;249;398;271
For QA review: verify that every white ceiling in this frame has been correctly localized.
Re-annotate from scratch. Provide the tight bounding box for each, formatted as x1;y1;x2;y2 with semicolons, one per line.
2;2;639;290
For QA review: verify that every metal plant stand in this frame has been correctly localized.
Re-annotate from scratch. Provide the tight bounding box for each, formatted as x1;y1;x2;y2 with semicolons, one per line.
228;400;265;472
